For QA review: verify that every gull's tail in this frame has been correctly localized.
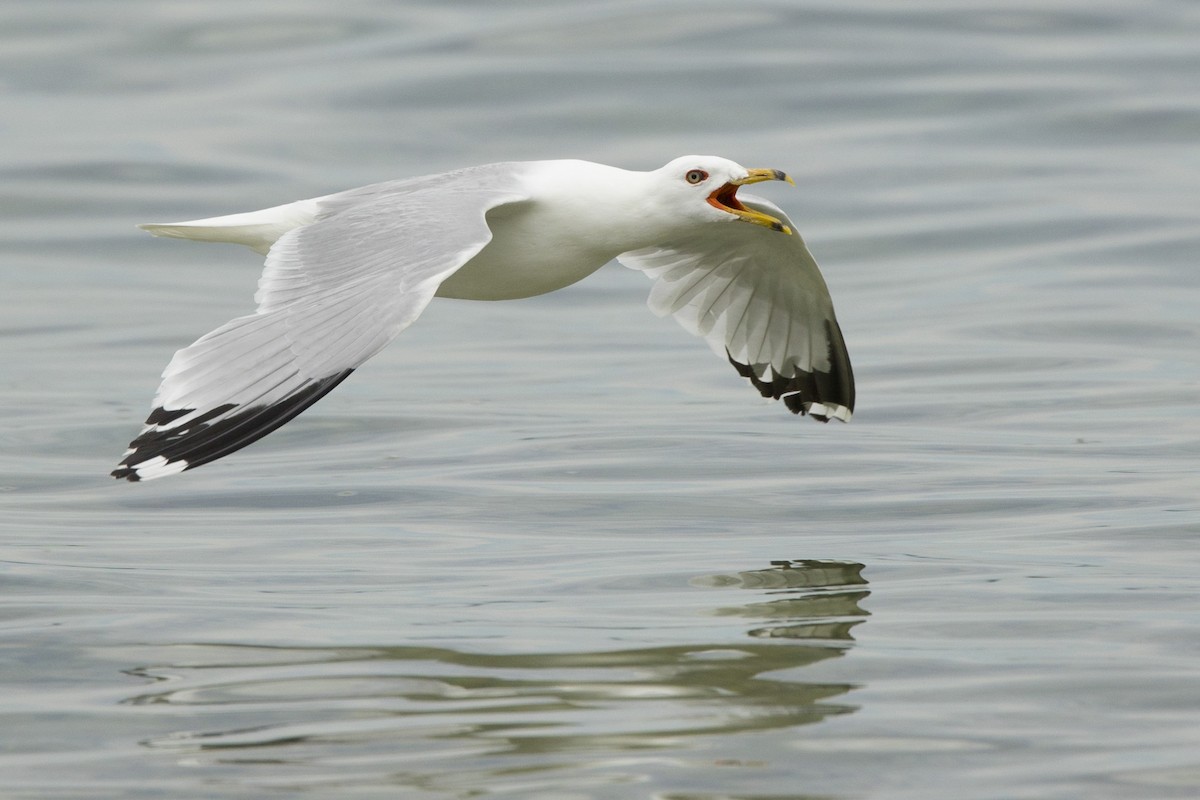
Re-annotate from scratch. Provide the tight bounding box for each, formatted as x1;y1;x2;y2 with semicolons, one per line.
139;197;325;255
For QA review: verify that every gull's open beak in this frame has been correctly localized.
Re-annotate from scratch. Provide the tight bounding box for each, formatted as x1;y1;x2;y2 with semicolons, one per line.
707;168;795;234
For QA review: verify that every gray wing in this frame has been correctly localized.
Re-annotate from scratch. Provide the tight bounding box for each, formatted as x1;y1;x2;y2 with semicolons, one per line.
113;164;530;481
617;195;854;421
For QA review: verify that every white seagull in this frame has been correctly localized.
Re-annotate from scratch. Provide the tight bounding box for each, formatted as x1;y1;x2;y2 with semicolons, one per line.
113;156;854;481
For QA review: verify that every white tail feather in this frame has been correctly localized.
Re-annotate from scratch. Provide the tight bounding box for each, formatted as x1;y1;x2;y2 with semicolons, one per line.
139;197;325;255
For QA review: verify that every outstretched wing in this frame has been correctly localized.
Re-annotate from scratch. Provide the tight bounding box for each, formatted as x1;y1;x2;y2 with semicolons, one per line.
617;195;854;421
113;164;530;481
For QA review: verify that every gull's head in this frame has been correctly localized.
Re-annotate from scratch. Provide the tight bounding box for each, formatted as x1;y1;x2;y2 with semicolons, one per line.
653;155;795;235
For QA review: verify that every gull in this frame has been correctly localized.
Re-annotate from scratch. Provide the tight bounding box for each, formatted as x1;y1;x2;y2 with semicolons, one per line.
112;156;854;481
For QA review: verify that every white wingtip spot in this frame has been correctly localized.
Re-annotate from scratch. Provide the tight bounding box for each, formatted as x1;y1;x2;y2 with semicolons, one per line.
128;455;189;481
808;402;853;423
832;405;852;422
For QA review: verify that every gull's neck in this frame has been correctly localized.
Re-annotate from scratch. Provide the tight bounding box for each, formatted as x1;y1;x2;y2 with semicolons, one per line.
522;160;668;254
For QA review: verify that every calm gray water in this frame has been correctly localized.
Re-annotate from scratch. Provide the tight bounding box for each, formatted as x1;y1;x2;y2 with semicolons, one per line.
3;1;1199;798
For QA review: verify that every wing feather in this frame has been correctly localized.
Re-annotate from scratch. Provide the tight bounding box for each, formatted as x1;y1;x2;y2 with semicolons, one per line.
114;164;530;480
618;195;854;421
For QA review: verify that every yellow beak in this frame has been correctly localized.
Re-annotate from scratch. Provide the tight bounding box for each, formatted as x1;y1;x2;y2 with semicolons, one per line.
707;168;795;234
735;168;796;187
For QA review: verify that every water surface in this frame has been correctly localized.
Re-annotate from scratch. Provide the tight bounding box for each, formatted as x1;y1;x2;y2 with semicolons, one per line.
2;1;1199;798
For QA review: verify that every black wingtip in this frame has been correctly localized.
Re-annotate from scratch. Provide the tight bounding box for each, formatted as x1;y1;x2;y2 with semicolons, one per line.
727;320;854;421
111;466;140;482
112;369;354;481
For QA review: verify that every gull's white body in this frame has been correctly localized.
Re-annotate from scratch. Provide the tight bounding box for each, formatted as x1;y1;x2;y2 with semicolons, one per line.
114;156;854;481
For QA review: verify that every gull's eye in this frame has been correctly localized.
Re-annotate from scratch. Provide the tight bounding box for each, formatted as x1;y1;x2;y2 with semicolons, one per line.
685;169;709;185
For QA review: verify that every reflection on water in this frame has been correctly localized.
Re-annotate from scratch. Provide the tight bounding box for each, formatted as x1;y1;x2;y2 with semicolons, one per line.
700;560;869;641
122;561;867;791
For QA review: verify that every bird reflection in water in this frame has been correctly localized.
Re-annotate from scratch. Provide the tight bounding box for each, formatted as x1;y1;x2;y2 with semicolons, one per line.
124;559;869;792
701;558;869;641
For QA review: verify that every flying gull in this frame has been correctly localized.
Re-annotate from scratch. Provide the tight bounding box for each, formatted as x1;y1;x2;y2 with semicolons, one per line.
113;156;854;481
